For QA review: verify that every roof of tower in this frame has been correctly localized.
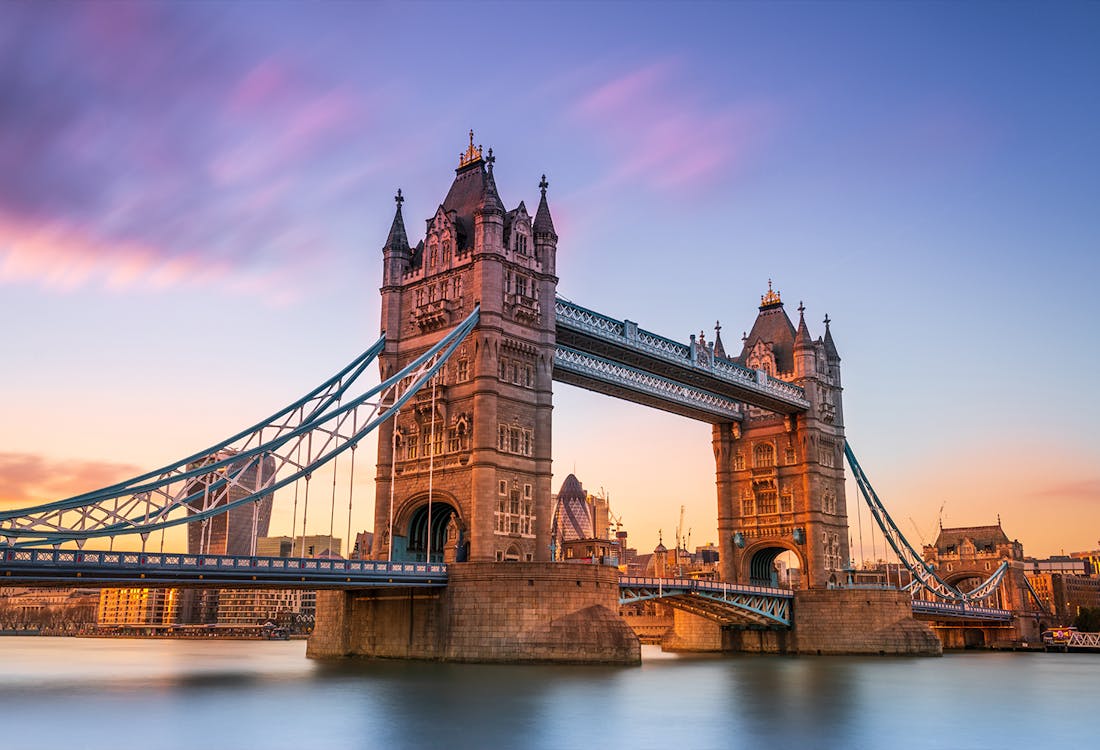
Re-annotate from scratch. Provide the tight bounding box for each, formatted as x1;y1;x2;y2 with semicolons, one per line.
794;303;814;350
533;174;556;236
736;281;796;372
933;524;1011;554
439;131;500;249
383;189;410;253
823;314;841;361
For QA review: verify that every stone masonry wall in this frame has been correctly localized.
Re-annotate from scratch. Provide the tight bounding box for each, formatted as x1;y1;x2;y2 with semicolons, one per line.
661;608;723;652
792;589;941;655
307;562;640;664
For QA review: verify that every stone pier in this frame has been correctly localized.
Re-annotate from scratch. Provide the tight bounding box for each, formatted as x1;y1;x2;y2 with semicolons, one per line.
657;589;941;656
307;562;640;664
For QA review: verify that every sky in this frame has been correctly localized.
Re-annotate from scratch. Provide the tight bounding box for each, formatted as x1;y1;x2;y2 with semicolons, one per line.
1;1;1098;560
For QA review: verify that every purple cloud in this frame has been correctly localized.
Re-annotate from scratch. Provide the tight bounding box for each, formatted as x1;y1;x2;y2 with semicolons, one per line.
568;59;778;194
0;3;373;299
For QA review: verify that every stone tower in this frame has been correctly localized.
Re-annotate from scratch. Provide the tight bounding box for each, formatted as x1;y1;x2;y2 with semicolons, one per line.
714;282;849;588
372;133;558;563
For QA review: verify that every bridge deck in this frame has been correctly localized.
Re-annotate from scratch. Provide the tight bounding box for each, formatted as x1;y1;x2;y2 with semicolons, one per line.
1;549;446;588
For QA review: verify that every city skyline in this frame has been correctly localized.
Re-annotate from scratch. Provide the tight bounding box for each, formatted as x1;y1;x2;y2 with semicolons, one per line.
2;2;1098;559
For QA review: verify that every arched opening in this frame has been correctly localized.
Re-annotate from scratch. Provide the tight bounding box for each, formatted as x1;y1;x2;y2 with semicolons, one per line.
748;546;802;588
963;628;986;649
504;544;521;562
405;501;458;563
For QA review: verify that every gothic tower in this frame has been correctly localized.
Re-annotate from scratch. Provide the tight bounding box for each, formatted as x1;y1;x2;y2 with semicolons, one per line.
372;133;558;563
714;282;849;588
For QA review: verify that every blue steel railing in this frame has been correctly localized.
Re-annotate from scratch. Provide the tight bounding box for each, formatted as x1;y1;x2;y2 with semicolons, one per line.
0;548;447;587
555;298;808;410
911;599;1013;621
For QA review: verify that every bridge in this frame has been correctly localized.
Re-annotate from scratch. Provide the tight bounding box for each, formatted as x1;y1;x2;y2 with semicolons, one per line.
0;135;1028;661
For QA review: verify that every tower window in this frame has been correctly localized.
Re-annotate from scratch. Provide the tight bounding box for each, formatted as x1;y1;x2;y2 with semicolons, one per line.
753;443;776;468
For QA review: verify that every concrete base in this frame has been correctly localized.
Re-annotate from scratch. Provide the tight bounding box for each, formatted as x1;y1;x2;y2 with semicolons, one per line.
307;562;640;665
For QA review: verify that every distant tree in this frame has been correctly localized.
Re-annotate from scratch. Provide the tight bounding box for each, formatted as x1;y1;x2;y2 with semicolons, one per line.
1073;607;1100;632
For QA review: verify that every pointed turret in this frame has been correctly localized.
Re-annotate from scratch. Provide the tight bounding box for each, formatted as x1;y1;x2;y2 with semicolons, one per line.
384;189;410;254
480;147;505;214
382;189;411;286
533;174;556;237
793;302;816;379
713;321;727;359
823;314;840;362
533;174;558;275
794;302;814;350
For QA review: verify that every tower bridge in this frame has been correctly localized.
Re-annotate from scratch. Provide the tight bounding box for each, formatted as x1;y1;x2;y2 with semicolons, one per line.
0;134;1033;662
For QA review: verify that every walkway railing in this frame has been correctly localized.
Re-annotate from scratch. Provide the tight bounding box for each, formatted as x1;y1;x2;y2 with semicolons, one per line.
0;548;447;588
555;298;808;411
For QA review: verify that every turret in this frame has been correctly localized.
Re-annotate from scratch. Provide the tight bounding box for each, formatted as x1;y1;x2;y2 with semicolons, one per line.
793;302;816;379
533;174;557;276
382;189;410;286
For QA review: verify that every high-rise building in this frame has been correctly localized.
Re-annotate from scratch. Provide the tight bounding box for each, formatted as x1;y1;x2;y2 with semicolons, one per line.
97;588;177;627
185;450;276;556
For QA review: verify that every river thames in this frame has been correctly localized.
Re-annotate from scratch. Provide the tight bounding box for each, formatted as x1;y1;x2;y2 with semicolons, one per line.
0;637;1096;749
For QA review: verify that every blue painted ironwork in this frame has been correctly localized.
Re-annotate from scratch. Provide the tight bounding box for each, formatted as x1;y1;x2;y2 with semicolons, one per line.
0;547;446;588
619;576;792;627
0;307;480;548
845;441;1009;605
553;346;743;423
911;600;1013;622
554;298;809;413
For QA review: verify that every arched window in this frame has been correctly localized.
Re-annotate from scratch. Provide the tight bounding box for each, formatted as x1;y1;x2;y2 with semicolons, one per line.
753;443;775;468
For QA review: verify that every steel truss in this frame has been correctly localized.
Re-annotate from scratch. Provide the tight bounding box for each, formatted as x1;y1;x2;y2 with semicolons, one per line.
845;442;1009;605
619;576;792;627
0;307;480;549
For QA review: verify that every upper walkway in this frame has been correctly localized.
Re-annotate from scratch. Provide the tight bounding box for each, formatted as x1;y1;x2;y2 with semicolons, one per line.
553;298;810;419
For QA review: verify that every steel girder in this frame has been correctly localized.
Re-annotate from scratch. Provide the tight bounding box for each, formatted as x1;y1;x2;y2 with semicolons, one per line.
553;346;743;423
911;600;1013;622
619;576;792;627
554;298;809;414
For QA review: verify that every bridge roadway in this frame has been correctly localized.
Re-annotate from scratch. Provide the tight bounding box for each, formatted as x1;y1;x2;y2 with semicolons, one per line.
553;298;810;420
2;550;1012;624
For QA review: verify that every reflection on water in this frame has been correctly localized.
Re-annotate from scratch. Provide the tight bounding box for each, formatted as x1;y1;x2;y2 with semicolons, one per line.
0;637;1096;749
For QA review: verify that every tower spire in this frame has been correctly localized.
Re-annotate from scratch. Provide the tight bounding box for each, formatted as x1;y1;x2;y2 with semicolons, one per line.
795;301;813;349
713;320;726;359
383;188;409;253
533;174;556;237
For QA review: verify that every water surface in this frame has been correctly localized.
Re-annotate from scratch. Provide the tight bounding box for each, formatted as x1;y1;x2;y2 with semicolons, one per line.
0;637;1095;749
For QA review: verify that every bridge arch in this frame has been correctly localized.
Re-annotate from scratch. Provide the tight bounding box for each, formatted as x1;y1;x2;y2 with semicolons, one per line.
393;492;463;564
742;541;804;588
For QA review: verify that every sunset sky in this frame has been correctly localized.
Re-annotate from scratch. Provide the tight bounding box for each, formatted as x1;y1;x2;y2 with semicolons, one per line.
2;1;1098;560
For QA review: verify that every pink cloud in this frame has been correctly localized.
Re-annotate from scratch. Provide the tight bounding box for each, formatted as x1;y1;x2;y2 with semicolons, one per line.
569;59;778;194
0;452;142;506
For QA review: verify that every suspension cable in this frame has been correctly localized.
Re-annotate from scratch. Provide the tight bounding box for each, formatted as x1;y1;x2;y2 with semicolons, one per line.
388;408;399;561
856;474;866;570
290;441;302;549
346;411;357;560
426;378;438;564
328;406;341;554
299;432;313;558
